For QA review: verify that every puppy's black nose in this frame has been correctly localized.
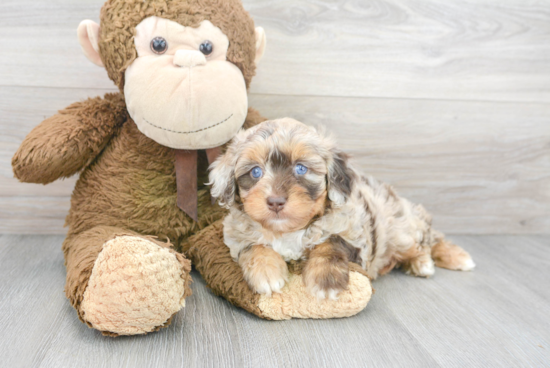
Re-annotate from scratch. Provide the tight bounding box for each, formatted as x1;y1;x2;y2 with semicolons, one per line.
267;196;286;213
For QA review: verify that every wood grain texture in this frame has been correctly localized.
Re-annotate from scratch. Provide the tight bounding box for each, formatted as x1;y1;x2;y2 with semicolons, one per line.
250;94;550;235
2;87;549;234
1;0;550;102
0;234;548;367
1;0;549;234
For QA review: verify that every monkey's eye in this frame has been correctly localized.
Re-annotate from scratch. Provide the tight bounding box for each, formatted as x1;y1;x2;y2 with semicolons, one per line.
150;37;168;54
295;164;308;176
250;167;263;179
199;41;213;55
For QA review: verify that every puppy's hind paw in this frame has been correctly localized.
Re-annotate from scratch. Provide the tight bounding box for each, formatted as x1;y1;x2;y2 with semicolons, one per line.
457;258;476;271
416;258;435;277
404;254;435;278
431;240;475;272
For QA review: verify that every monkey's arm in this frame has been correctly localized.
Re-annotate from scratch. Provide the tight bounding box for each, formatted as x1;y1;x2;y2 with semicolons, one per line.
12;93;127;184
183;220;373;320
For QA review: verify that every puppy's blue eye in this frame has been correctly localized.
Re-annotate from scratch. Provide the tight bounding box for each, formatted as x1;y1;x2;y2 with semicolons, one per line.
251;167;263;179
295;164;308;175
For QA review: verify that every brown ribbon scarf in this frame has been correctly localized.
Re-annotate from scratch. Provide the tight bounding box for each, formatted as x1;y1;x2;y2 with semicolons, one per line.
174;147;222;222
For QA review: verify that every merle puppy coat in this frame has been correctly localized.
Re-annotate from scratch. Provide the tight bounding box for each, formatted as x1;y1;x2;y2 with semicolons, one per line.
209;118;475;299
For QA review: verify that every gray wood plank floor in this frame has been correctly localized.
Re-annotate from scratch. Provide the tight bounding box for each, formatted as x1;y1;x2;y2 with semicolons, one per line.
1;235;548;368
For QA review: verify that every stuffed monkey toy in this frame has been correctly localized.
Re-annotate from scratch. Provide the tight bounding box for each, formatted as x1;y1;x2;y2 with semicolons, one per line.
12;0;372;336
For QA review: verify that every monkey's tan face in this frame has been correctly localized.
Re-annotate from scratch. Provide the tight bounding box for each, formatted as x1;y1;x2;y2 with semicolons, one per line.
124;16;248;149
234;138;328;234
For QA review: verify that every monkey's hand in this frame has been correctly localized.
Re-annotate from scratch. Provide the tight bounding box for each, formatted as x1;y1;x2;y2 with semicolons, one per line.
12;93;127;184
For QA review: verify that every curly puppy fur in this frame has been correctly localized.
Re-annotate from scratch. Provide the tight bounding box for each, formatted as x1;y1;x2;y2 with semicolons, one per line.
209;118;475;299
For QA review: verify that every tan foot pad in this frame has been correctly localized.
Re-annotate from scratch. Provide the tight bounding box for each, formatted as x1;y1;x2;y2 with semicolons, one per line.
258;271;372;320
81;236;188;335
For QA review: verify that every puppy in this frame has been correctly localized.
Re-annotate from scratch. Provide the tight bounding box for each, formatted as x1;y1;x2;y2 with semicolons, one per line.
208;118;475;299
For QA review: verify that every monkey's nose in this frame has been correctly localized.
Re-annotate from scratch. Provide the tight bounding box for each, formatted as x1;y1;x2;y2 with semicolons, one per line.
267;196;287;213
173;50;206;68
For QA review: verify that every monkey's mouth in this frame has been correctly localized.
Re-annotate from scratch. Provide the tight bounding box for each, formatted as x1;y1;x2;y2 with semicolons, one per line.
143;114;233;134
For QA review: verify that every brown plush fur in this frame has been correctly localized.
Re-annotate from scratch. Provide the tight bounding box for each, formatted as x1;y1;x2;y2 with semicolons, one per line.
13;0;370;333
99;0;258;90
63;104;265;240
65;116;217;241
181;220;265;317
14;87;266;332
12;93;127;184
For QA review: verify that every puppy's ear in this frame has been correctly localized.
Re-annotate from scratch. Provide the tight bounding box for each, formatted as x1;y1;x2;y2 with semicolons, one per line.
208;134;245;208
327;149;355;206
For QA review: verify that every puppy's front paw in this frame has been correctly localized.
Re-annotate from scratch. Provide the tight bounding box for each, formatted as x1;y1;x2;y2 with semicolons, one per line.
303;256;349;300
239;245;289;296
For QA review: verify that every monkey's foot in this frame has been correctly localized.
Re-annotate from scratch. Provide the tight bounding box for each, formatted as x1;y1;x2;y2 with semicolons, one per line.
80;236;191;335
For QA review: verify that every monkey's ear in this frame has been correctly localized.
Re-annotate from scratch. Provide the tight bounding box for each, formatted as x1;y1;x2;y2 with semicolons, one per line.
254;27;267;65
77;20;104;67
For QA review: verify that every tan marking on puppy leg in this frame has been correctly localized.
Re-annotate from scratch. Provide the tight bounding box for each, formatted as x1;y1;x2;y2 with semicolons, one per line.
431;239;475;271
239;244;289;296
303;241;349;300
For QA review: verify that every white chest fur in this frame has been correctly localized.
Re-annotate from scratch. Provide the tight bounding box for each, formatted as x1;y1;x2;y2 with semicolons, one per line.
223;208;331;262
260;230;307;261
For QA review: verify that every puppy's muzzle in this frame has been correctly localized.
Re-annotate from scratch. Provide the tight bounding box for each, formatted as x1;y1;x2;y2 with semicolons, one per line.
267;196;286;213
